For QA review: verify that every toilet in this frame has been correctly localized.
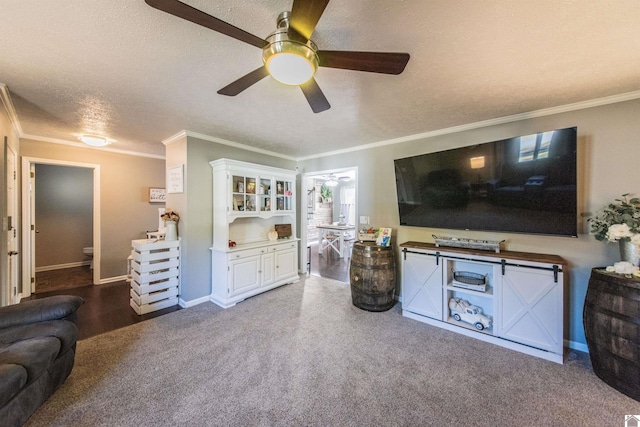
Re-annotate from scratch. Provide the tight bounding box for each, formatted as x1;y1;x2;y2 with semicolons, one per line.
83;247;94;269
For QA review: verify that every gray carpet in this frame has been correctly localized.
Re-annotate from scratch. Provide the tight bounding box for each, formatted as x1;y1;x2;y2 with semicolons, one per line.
25;276;636;426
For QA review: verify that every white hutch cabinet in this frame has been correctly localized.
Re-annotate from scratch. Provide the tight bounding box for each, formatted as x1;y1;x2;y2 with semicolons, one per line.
210;159;299;308
400;242;566;363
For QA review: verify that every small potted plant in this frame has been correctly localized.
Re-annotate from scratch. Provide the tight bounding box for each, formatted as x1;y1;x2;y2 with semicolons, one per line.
584;194;640;265
320;183;332;203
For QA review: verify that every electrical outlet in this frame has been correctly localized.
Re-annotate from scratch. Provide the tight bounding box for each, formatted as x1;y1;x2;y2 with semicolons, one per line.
359;216;369;225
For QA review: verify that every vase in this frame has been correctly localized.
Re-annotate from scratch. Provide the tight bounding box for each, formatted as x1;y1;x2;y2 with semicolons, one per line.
619;239;639;265
268;230;278;241
165;220;178;241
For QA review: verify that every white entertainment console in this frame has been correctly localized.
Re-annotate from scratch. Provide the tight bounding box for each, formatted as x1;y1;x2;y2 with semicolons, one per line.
400;241;566;363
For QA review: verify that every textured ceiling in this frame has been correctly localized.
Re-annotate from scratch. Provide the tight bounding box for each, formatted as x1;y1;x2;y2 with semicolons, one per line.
1;0;640;159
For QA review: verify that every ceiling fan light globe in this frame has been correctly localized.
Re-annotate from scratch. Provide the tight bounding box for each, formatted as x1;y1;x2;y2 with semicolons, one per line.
267;53;315;85
263;29;319;86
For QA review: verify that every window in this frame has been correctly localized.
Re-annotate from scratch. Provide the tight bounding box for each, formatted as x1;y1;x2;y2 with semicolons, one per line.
518;131;554;162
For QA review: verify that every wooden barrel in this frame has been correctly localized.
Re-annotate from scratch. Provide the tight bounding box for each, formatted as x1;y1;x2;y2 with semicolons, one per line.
583;268;640;401
350;242;396;311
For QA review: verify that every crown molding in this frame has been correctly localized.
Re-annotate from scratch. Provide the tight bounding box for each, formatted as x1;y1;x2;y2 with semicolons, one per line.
6;83;640;163
0;83;24;136
296;90;640;161
180;130;297;161
21;134;165;159
162;130;187;146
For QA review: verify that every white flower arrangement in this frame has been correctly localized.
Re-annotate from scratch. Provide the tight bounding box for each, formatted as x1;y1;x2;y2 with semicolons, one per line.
584;194;640;242
605;261;640;277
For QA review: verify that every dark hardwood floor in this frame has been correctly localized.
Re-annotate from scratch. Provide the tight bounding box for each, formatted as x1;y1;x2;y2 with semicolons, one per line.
35;265;93;293
27;269;180;340
308;241;351;283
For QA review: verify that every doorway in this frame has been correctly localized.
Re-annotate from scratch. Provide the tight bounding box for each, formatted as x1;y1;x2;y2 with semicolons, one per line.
301;167;357;283
5;139;18;305
21;157;101;298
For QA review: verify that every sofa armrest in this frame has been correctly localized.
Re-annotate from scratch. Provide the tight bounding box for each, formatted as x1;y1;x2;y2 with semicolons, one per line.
0;296;84;330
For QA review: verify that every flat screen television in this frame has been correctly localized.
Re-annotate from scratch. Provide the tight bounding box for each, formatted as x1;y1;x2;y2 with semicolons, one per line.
394;126;578;237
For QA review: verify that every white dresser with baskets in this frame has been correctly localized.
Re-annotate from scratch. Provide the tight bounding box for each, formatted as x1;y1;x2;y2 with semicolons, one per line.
130;239;180;315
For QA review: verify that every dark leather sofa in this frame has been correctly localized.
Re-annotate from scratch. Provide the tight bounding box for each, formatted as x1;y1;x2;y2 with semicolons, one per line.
0;295;84;427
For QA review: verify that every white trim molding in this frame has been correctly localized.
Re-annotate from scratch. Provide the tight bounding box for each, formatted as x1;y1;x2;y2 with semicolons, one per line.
21;134;165;160
179;295;211;308
99;275;128;285
35;261;91;273
0;83;24;136
169;130;297;161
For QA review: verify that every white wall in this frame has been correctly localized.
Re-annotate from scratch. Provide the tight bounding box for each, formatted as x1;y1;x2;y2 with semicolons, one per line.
297;98;640;348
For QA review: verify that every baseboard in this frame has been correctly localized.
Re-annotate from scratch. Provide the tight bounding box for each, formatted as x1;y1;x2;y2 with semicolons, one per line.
35;261;90;272
179;295;210;308
99;275;128;284
565;339;589;353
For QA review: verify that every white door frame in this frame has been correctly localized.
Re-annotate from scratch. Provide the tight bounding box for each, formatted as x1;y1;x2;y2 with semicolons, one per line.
6;142;18;305
300;166;358;277
21;157;101;298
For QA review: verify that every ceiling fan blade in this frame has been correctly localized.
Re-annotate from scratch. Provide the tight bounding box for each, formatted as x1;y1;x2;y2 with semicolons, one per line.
289;0;330;40
300;78;331;113
318;51;410;75
145;0;267;49
217;67;270;96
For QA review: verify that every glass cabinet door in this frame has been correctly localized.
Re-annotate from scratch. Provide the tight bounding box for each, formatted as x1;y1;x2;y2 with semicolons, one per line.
259;177;271;212
231;174;257;213
275;179;294;212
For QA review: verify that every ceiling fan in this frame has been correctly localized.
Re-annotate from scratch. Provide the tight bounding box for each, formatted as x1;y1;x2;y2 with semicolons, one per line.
144;0;410;113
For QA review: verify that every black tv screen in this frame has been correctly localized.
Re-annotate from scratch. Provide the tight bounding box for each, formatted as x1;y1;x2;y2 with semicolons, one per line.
394;127;578;237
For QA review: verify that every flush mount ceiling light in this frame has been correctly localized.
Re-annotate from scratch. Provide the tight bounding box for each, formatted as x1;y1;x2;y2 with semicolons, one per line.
262;12;318;86
79;135;110;147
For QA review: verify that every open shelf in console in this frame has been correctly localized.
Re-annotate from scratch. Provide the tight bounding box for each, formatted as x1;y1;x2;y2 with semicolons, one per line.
445;258;496;335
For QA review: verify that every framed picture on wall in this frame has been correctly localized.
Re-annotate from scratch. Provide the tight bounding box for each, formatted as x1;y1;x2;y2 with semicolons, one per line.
149;187;166;203
167;165;184;193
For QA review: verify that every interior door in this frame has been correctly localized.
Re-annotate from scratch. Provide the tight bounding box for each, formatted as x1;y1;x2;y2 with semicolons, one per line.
6;142;18;304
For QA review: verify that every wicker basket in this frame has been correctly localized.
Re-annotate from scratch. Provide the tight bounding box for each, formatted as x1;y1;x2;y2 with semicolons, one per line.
451;270;487;292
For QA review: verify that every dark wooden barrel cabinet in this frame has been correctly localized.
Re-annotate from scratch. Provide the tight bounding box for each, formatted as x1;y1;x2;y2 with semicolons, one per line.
349;242;396;312
584;268;640;401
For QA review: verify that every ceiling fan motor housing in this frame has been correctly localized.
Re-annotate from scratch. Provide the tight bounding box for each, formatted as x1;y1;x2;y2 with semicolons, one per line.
262;12;319;85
